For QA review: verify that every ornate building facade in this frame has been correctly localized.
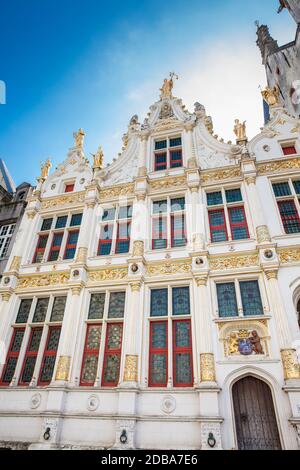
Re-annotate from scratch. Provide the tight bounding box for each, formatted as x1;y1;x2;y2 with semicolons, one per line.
0;75;299;450
257;0;300;119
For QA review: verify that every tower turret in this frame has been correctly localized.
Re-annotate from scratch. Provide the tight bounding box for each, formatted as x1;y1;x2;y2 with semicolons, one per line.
256;23;279;65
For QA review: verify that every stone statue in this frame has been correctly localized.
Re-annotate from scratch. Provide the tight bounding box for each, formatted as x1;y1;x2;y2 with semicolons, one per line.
249;330;264;355
40;159;52;179
234;119;247;141
229;333;239;355
130;115;139;126
160;72;178;99
194;102;206;119
261;86;280;106
204;116;214;134
73;128;85;148
92;146;104;169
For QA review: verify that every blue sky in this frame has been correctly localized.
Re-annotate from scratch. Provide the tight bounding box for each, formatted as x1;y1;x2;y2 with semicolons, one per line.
0;0;296;186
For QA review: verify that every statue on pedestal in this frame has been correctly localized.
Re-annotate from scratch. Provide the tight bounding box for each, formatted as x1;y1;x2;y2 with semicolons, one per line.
234;119;247;141
73;128;85;148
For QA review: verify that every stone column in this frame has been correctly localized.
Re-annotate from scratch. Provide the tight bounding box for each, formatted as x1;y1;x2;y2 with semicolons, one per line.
266;270;300;380
195;276;216;383
121;282;142;386
53;287;83;385
75;200;96;264
137;132;149;177
245;176;271;244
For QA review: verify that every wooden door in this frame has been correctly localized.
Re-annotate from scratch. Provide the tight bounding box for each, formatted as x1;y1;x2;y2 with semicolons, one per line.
232;376;282;450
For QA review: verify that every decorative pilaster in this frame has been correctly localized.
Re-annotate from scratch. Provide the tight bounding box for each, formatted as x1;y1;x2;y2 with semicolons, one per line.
74;199;96;264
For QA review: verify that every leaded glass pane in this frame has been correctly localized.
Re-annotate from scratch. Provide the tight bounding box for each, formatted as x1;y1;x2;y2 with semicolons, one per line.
172;287;190;316
29;329;43;351
226;188;243;203
107;324;123;350
150;354;167;384
103;354;120;384
47;328;61;350
240;281;264;316
32;298;49;323
11;330;25;352
55;216;67;229
101;224;113;240
207;192;223;206
150;289;168;317
153;200;167;214
169;137;182;147
108;292;125;319
16;299;32;323
174;353;192;384
21;357;37;384
119;206;133;219
2;357;17;383
171;198;185;212
151;322;167;348
102;208;116;221
81;355;98;384
278;201;300;233
272;182;291;197
41;218;53;231
155;140;167;150
174;321;191;348
88;293;105;319
86;325;102;350
293;180;300;195
70;213;83;226
217;283;238;317
50;297;67;322
40;356;56;383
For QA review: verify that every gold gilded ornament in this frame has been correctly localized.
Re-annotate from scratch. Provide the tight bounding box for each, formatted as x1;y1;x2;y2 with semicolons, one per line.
55;356;71;381
88;268;128;282
92;146;104;170
281;349;300;380
200;353;216;382
73;128;85;148
210;254;258;271
123;355;138;382
40;159;52;179
160;72;178;99
132;240;144;257
256;225;271;244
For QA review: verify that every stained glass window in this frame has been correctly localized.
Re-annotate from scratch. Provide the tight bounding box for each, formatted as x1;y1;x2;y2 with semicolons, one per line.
171;214;186;247
32;298;49;323
207;192;222;206
41;218;53;231
88;293;105;319
55;216;67;229
48;232;63;261
149;322;168;386
39;327;61;385
293;180;300;195
228;207;249;240
217;283;238;317
273;182;291;197
153;200;167;214
278;200;300;233
209;210;227;243
80;324;102;386
119;206;133;219
1;329;25;384
16;299;32;324
20;328;43;385
225;188;243;203
108;292;126;318
33;235;49;263
171;198;185;212
240;281;264;316
70;213;83;226
169;137;182;147
173;321;193;386
102;323;123;386
50;297;67;322
64;230;79;259
155;140;167;150
152;217;167;249
150;289;168;317
172;287;190;316
102;208;116;221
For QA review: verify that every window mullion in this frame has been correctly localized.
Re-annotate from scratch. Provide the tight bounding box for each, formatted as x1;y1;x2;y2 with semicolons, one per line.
235;279;244;317
168;287;172;387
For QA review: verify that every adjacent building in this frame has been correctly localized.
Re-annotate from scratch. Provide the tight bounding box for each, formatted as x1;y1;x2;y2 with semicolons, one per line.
0;159;32;275
257;0;300;119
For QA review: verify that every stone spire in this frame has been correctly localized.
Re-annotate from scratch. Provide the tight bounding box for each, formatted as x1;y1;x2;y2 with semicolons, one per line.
256;23;279;64
278;0;300;24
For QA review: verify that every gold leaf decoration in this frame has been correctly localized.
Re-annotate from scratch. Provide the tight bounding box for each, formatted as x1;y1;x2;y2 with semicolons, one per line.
201;167;241;184
210;254;259;271
279;248;300;264
17;272;70;289
88;268;128;282
100;183;135;200
149;176;186;192
147;261;191;276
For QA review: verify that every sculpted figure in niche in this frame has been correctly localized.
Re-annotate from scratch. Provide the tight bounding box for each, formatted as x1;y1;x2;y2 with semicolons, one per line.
249;330;264;355
73;128;85;148
229;333;239;355
92;146;104;169
160;72;178;99
234;119;247;141
261;86;280;106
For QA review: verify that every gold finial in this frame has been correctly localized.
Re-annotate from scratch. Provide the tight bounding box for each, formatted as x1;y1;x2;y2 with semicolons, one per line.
73;128;85;148
234;119;247;142
40;159;52;179
261;86;280;107
92;146;104;170
160;72;178;99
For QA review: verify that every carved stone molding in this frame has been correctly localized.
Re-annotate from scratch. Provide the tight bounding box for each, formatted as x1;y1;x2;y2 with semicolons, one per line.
17;272;70;290
100;183;135;200
281;349;300;380
71;287;82;296
30;393;42;410
279;248;300;264
88;268;128;282
257;158;300;176
55;356;71;381
9;256;22;272
256;225;271;244
201;167;241;184
200;422;222;450
146;261;191;276
1;292;12;302
132;240;144;257
26;210;37;219
161;395;176;414
149;176;186;192
123;355;138;382
245;176;256;185
130;282;141;292
265;270;278;280
196;276;208;286
40;192;86;210
75;247;88;263
200;353;216;382
210;254;259;271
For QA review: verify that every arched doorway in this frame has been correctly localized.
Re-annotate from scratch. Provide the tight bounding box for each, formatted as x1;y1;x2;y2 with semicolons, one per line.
232;376;282;450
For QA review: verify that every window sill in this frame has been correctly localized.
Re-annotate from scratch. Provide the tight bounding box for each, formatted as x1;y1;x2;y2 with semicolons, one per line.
208;238;256;247
214;315;271;324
